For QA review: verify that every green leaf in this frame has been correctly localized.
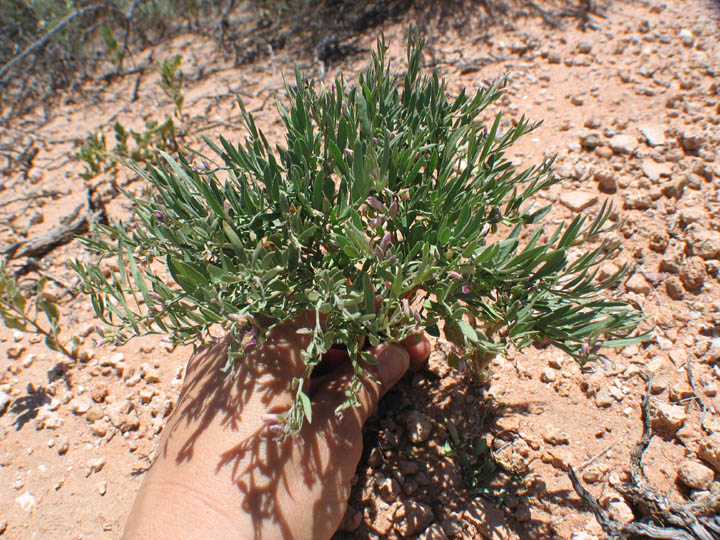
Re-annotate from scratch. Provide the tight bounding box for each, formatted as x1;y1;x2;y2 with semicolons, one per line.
457;320;479;343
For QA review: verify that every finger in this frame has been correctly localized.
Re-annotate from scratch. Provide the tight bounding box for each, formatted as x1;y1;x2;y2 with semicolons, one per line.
402;332;432;369
312;343;410;428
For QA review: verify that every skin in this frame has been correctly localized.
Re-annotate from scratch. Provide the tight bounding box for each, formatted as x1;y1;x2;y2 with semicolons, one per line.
122;313;430;540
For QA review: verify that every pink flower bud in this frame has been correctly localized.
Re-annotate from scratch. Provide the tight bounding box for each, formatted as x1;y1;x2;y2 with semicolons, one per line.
461;284;473;294
379;231;392;250
448;270;463;280
365;196;385;212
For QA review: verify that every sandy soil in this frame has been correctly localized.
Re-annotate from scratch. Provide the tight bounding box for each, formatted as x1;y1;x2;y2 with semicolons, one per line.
1;1;719;539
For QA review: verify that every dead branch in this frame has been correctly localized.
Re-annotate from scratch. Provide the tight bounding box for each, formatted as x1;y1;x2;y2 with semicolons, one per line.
2;188;106;261
569;383;720;540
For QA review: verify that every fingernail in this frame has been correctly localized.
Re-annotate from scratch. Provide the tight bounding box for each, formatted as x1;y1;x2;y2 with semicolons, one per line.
377;344;410;387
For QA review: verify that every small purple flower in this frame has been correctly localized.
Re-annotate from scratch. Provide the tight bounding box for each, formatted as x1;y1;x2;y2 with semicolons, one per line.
379;231;392;251
448;270;463;280
229;313;254;326
346;82;356;90
365;196;386;212
191;160;207;172
461;284;473;294
344;148;354;157
369;217;385;228
372;137;381;145
374;245;385;259
389;130;399;138
241;330;256;349
388;200;398;217
153;210;167;221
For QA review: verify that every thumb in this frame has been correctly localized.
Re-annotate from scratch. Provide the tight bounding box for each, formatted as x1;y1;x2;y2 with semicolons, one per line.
370;343;411;396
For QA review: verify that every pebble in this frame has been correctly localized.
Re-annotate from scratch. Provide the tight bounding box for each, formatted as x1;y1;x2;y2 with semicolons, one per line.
542;425;569;445
541;367;557;383
404;411;433;445
0;518;6;535
464;498;514;539
677;459;715;490
595;388;613;408
665;276;685;300
649;399;687;435
697;433;720;472
685;224;720;260
581;132;603;149
69;397;91;415
641;160;672;182
609;134;638;155
559;191;598;212
393;500;434;537
378;476;401;503
625;274;651;295
87;456;106;475
624;190;654;210
679;129;706;152
418;523;449;540
679;256;705;292
639;124;666;146
139;363;161;384
15;492;36;512
57;437;69;455
0;391;10;415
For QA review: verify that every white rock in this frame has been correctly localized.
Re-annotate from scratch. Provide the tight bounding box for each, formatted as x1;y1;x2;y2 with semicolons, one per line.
677;459;715;490
559;191;598;212
87;456;107;475
16;491;36;511
641;160;672;182
639;125;666;147
609;135;638;155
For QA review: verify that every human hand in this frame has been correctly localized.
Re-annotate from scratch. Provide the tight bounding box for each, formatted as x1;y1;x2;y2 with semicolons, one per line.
122;313;430;539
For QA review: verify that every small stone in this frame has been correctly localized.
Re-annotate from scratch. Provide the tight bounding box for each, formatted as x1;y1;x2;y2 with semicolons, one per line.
418;523;450;540
668;381;694;402
594;168;617;193
90;420;109;437
697;433;720;472
625;274;651;295
394;500;434;537
606;499;634;524
378;477;401;503
0;518;7;535
679;256;706;292
547;51;562;64
98;481;107;496
685;224;720;260
582;467;605;483
595;388;613;408
665;276;685;300
541;367;557;383
56;436;69;455
87;456;106;475
581;132;603;149
464;499;513;538
0;391;10;415
7;346;25;359
404;411;433;445
107;401;140;433
641;160;672;182
139;363;161;384
597;262;620;282
623;191;653;210
679;129;706;153
639;125;666;147
15;492;36;512
541;447;573;471
91;385;109;403
570;95;584;106
542;425;569;445
101;352;125;368
649;399;687;435
69;397;91;415
559;191;598;212
679;207;708;228
677;459;714;490
609;135;638;155
649;231;669;253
